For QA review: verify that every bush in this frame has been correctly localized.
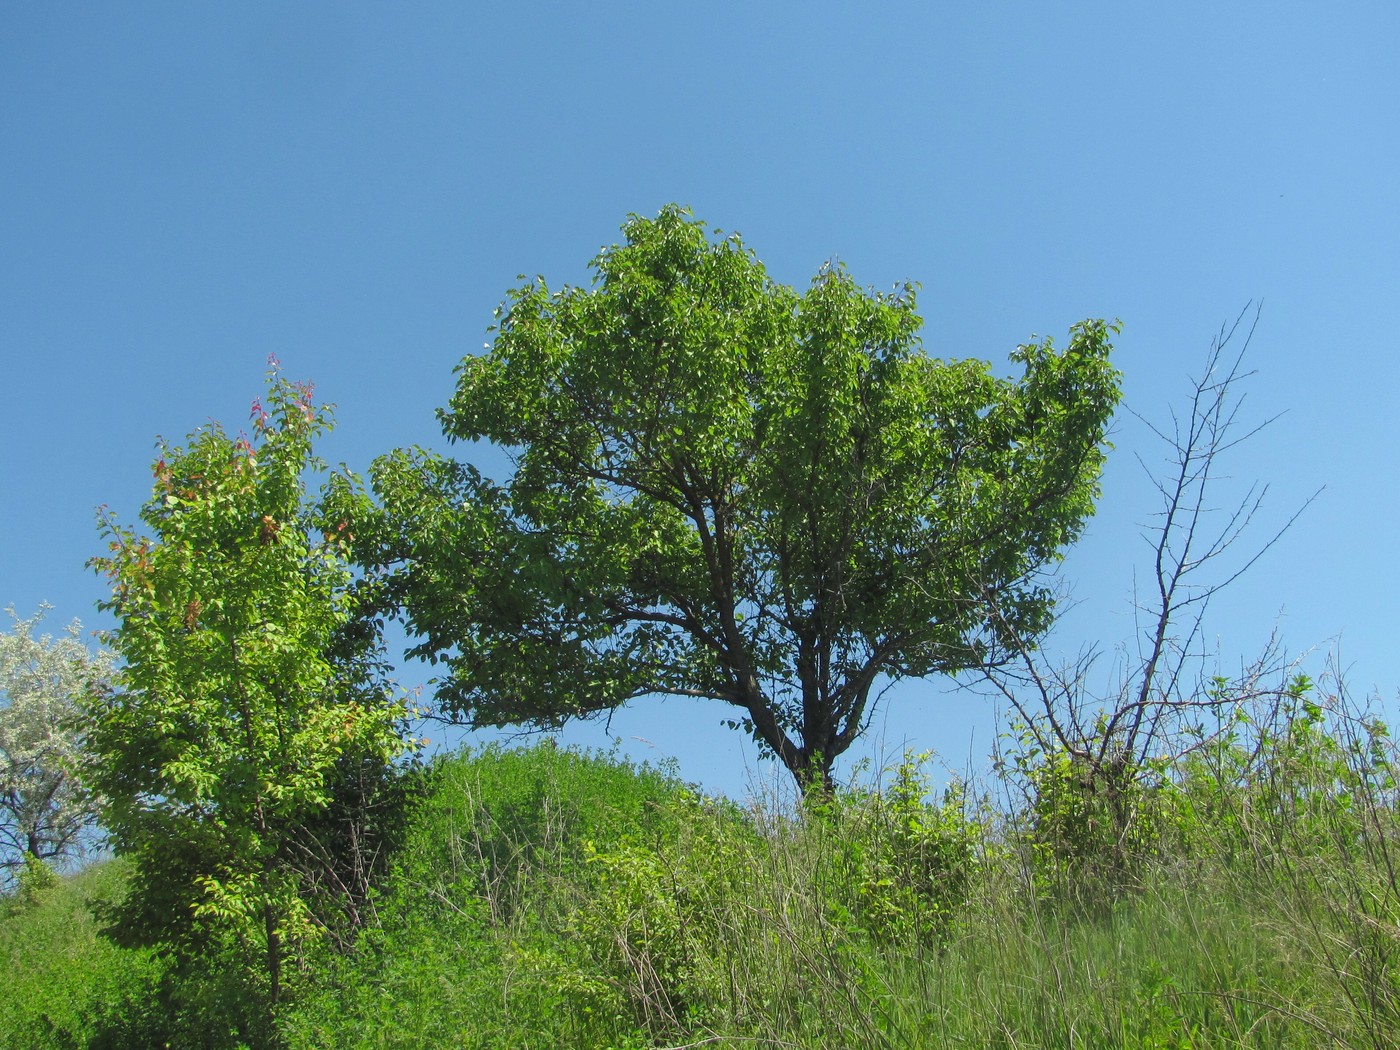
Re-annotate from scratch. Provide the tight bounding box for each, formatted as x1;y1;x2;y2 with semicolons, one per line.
825;752;988;948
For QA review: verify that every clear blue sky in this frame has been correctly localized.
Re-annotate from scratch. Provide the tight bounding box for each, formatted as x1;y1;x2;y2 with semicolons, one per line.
4;3;1396;795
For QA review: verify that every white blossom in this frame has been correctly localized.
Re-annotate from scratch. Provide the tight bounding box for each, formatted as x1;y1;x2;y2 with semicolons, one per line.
0;606;113;882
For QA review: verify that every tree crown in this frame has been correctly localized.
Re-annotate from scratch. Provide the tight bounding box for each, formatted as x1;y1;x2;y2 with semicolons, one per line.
344;206;1120;788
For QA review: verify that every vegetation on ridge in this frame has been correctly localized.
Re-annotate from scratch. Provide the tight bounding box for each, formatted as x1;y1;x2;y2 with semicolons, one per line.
2;209;1385;1047
8;711;1400;1048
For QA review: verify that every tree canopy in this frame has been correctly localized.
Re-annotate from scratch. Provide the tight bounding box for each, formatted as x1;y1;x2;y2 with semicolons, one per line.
341;206;1121;790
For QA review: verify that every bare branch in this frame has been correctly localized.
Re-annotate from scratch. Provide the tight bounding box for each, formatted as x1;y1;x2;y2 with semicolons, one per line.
983;304;1315;861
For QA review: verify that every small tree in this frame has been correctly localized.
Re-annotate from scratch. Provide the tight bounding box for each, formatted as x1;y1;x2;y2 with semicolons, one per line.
86;366;407;1024
340;206;1121;791
0;606;111;884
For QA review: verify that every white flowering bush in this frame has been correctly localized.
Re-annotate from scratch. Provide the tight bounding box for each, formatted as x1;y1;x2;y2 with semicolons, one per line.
0;607;112;884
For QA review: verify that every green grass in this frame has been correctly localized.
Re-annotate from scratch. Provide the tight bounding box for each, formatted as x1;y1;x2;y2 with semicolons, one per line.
0;859;169;1049
11;715;1400;1049
275;735;1400;1048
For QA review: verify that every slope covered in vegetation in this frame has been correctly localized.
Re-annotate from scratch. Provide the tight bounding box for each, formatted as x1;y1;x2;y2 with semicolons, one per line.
10;686;1400;1049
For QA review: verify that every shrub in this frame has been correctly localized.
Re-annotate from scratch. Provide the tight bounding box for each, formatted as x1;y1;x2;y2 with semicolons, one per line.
832;752;988;947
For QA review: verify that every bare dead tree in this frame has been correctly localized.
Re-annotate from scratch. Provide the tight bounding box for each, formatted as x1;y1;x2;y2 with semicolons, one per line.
983;304;1320;881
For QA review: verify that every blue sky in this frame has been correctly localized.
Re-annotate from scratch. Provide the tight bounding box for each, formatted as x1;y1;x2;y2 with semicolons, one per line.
4;3;1396;795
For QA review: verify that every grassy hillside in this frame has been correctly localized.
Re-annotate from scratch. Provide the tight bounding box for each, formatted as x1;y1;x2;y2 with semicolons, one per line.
0;860;168;1048
279;737;1400;1049
9;699;1400;1048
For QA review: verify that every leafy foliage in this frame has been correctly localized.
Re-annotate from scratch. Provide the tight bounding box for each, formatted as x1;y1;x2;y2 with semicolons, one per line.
0;607;112;883
338;205;1121;789
1012;726;1176;903
84;366;408;1032
0;860;172;1050
837;752;989;946
283;742;705;1049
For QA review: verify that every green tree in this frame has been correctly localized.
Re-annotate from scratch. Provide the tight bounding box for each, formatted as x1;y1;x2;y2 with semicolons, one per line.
0;607;112;883
85;366;407;1030
343;207;1120;791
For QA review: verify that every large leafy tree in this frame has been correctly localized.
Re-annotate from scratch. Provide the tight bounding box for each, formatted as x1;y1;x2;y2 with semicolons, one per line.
0;607;112;883
86;367;407;1022
343;207;1120;790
